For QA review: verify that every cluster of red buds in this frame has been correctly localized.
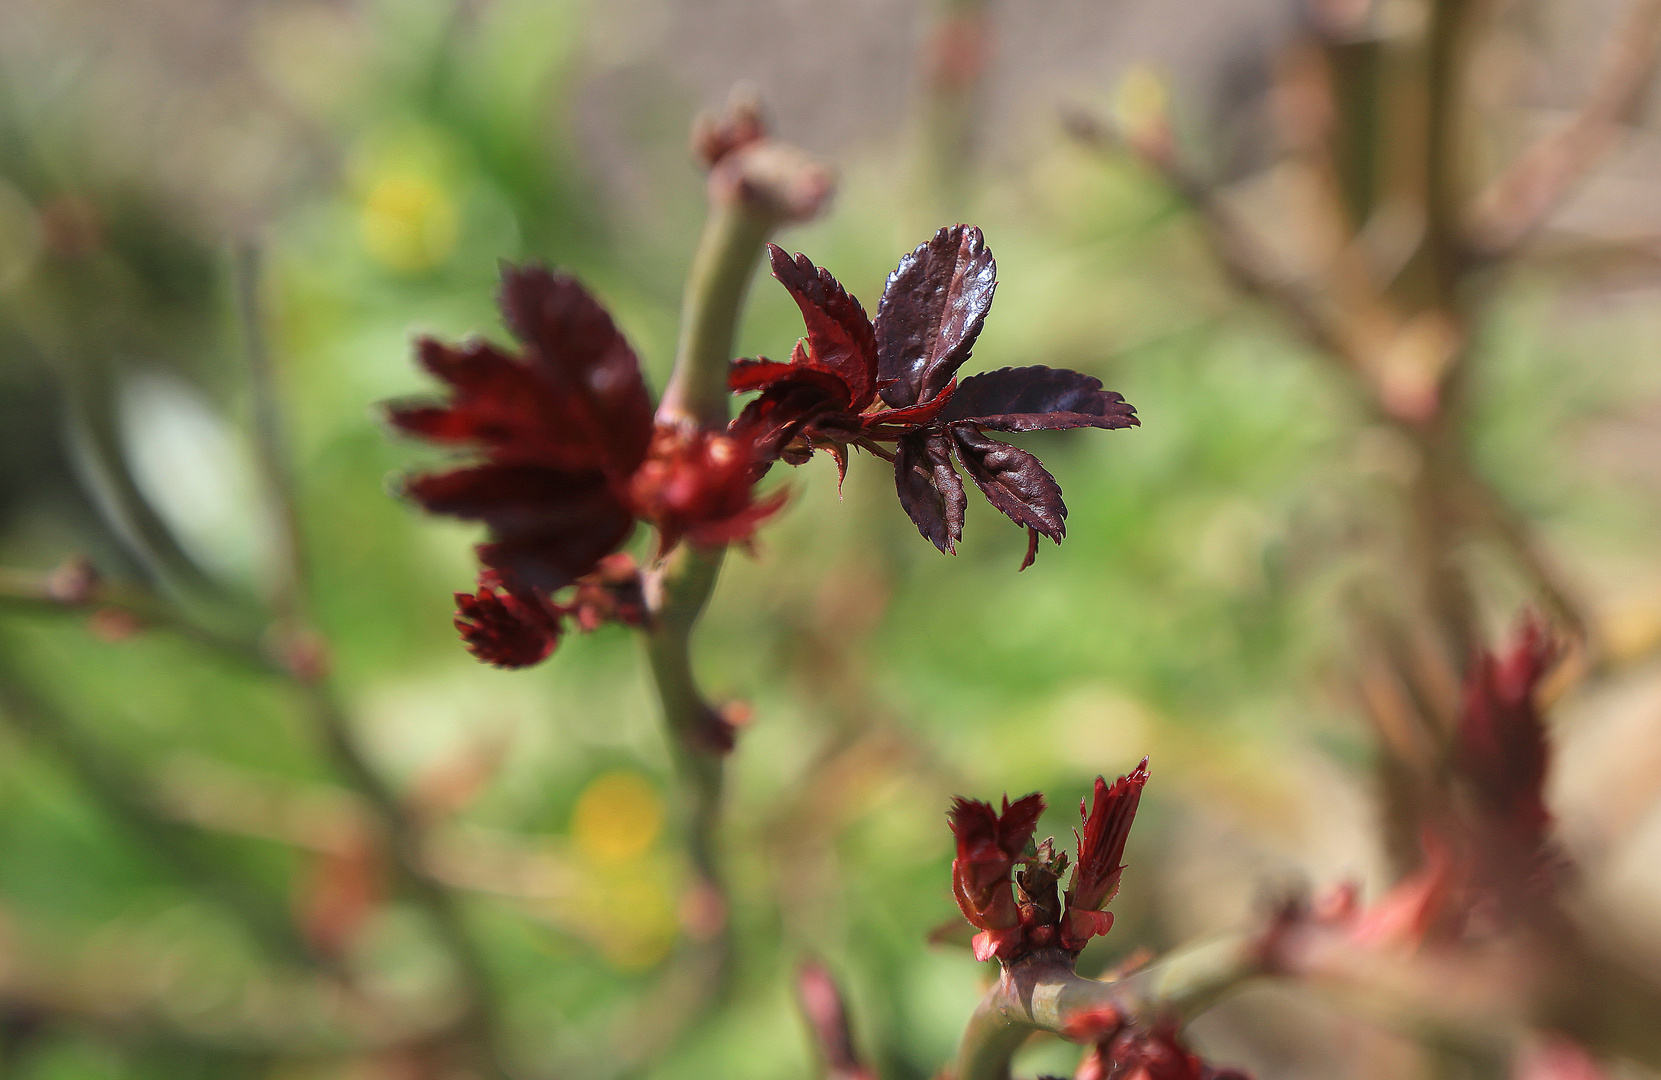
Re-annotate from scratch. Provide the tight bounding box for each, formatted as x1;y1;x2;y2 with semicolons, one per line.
388;226;1138;666
949;762;1146;963
949;761;1250;1080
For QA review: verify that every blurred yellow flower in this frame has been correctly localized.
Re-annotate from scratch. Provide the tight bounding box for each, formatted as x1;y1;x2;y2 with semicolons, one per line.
572;770;664;864
359;171;458;274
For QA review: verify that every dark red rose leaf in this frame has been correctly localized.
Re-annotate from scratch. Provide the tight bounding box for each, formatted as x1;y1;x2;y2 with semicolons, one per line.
1019;526;1040;572
496;264;655;480
766;245;879;410
894;431;965;553
731;228;1138;567
1456;617;1558;849
874;224;996;408
454;581;563;668
949;793;1044;962
404;464;635;593
940;366;1140;433
728;357;801;393
387;338;608;471
948;423;1066;545
1062;759;1148;952
858;379;959;437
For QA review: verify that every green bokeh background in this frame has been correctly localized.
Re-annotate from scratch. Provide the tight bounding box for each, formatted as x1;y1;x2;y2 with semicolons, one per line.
1;0;1659;1077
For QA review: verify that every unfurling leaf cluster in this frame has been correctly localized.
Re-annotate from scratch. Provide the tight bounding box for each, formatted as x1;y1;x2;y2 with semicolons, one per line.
387;226;1138;667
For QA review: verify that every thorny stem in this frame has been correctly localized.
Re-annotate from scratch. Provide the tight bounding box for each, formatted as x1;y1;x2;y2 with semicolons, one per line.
953;937;1267;1080
641;201;772;998
233;247;509;1079
626;130;827;1070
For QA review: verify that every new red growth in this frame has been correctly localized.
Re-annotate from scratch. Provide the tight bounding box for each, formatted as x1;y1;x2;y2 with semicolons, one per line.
948;760;1149;963
388;265;778;667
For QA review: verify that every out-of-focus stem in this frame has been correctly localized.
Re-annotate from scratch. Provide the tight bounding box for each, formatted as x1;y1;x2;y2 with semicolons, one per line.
234;246;307;626
657;198;775;428
0;568;274;674
234;247;510;1080
953;936;1267;1080
625;113;832;1070
0;649;312;966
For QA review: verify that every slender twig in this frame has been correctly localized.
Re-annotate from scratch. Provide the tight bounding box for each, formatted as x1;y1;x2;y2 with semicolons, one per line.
1062;108;1384;385
232;245;510;1079
1467;0;1661;258
0;567;275;674
0;648;312;966
234;246;307;626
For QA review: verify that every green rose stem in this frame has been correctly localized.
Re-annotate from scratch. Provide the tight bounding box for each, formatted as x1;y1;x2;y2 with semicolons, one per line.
952;937;1267;1080
628;107;832;1068
233;246;510;1080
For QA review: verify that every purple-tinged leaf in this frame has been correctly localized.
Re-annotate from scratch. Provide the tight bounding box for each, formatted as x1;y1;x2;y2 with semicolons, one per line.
860;380;959;437
894;432;965;554
874;225;996;408
940;366;1139;432
767;245;878;410
496;264;654;479
729;368;855;461
948;424;1066;541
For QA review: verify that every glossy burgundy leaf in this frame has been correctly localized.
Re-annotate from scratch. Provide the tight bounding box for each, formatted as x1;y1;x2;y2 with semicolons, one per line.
941;366;1140;432
729;367;858;463
766;245;878;410
496;264;654;479
948;424;1066;542
894;432;965;553
1062;759;1148;952
874;224;996;408
453;581;562;668
859;379;959;436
